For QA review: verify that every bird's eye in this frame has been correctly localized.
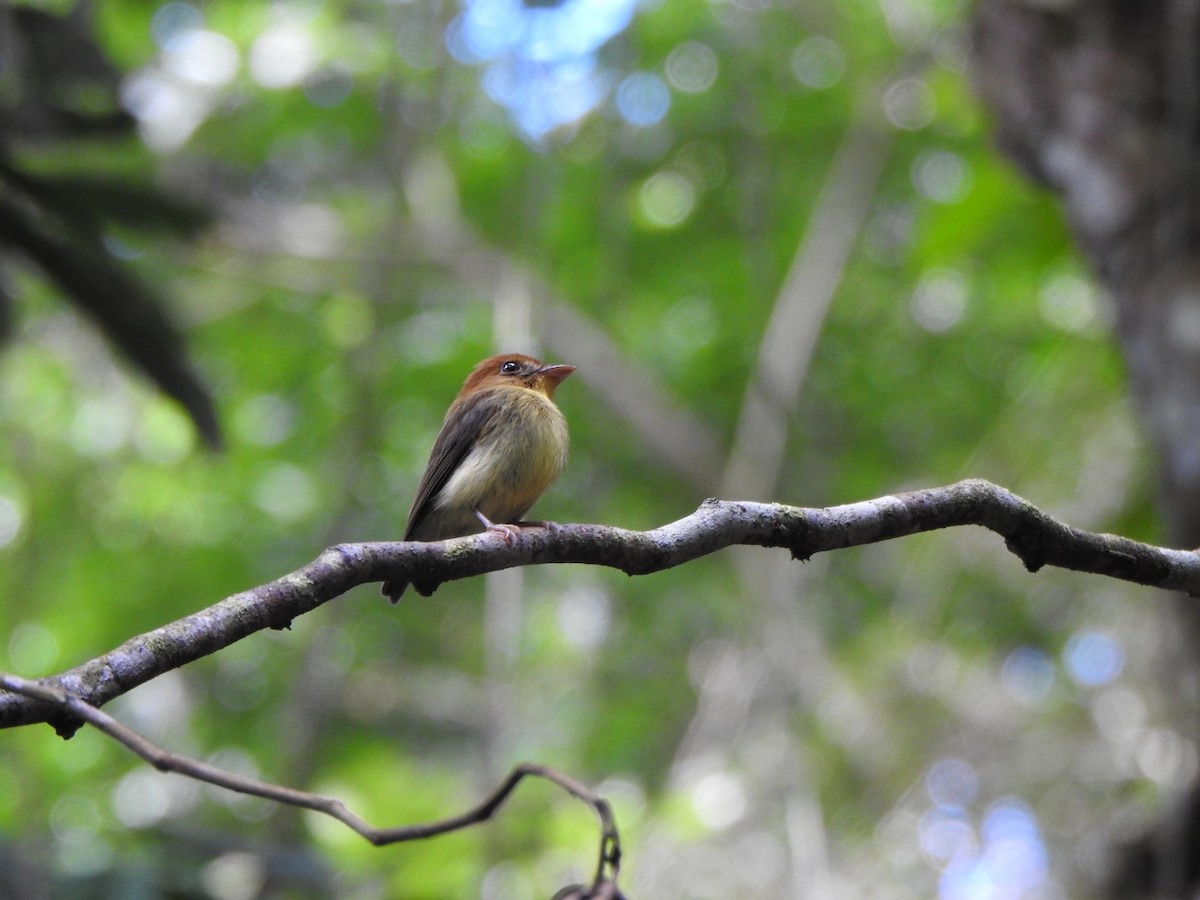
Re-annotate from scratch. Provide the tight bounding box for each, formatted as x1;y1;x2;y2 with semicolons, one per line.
499;360;522;374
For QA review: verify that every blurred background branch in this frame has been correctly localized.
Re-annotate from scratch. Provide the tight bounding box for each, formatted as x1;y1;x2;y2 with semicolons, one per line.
0;671;624;896
0;3;219;447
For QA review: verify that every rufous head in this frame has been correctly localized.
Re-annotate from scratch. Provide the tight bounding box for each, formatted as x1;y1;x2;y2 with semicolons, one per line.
459;354;576;399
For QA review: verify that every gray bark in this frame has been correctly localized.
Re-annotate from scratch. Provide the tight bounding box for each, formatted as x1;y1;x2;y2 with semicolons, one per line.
972;2;1200;895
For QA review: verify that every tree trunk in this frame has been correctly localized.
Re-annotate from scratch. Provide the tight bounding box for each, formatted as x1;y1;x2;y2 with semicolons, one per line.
971;1;1200;895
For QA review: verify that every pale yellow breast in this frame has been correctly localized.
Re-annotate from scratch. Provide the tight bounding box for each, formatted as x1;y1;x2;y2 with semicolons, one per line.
436;387;568;524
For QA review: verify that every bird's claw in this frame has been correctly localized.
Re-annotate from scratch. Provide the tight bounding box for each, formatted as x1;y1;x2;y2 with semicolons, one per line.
475;511;523;546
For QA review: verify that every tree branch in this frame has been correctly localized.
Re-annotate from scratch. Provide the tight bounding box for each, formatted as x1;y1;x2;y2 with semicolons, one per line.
2;479;1196;733
0;672;622;896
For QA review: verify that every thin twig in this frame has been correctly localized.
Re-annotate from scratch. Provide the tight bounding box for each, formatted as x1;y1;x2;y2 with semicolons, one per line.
2;479;1197;733
0;672;621;891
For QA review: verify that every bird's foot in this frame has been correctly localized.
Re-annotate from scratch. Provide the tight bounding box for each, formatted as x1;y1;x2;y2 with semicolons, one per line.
475;511;523;545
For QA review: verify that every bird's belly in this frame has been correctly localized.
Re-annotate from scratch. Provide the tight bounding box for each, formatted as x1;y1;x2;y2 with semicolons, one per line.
436;400;567;525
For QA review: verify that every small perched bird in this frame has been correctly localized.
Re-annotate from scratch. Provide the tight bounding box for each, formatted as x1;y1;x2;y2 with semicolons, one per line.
382;353;575;602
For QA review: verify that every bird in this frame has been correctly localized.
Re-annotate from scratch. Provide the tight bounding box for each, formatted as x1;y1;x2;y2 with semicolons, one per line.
381;353;575;602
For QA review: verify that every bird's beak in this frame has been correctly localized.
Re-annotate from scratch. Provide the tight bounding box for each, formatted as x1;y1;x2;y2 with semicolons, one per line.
536;364;576;386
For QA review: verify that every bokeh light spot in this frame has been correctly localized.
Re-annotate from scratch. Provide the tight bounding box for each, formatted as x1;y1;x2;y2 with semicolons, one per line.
911;268;968;332
935;800;1050;900
250;19;317;88
445;0;523;63
912;150;972;203
253;464;318;523
926;758;979;810
884;77;935;130
322;293;376;349
135;400;195;464
151;2;204;50
112;770;173;828
557;586;612;650
666;41;718;93
1137;728;1199;786
616;72;670;126
163;29;239;88
233;394;296;448
919;807;976;866
51;794;102;848
121;69;209;151
202;852;268;900
447;0;641;138
1001;646;1055;705
1040;270;1099;333
0;494;24;548
790;36;845;89
691;770;747;830
637;170;696;229
661;296;717;364
71;394;132;457
1091;686;1146;743
1064;630;1124;687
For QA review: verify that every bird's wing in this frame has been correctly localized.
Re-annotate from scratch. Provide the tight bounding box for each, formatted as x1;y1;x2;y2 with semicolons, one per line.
403;389;501;540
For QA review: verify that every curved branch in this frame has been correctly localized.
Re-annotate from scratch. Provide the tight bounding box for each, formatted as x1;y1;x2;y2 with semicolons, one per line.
2;479;1196;732
0;672;621;894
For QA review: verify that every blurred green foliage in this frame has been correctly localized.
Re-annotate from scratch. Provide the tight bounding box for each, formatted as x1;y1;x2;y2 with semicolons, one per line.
0;0;1171;897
